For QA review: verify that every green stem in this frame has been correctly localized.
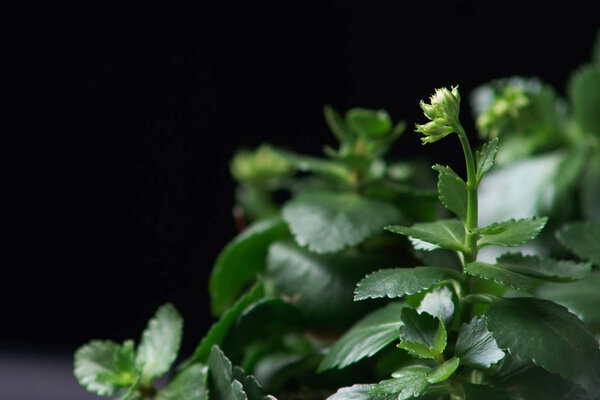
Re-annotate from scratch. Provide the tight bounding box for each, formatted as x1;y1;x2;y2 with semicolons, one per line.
456;125;479;264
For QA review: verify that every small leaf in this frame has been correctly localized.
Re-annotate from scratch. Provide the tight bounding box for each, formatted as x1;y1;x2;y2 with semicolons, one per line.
354;267;459;301
485;297;600;395
346;108;392;139
193;283;264;363
74;340;133;396
275;149;353;183
370;366;431;399
324;105;353;143
426;357;460;384
433;164;468;221
135;303;183;384
496;253;591;282
283;191;401;254
398;308;446;359
209;216;288;316
464;261;537;291
155;364;208;400
385;220;467;252
417;286;455;325
319;302;406;371
208;346;247;400
476;137;500;183
455;316;505;368
233;366;277;400
556;220;600;265
326;384;382;400
477;217;548;248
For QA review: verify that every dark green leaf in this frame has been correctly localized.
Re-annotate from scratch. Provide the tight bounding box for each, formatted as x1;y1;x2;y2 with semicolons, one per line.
568;64;600;137
455;316;505;368
232;367;276;400
485;297;600;394
476;137;500;184
346;108;392;139
135;304;183;384
193;283;264;363
208;346;247;400
354;267;459;301
464;261;538;291
556;221;600;265
477;217;548;248
155;364;208;400
496;253;591;282
209;216;288;316
397;308;446;359
370;366;431;399
432;165;468;221
535;271;600;323
385;220;467;252
319;302;406;371
416;286;455;325
461;381;523;400
283;191;401;253
327;384;389;400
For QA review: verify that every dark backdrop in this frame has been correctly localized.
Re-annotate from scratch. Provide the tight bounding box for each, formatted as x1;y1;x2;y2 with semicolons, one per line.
9;2;598;359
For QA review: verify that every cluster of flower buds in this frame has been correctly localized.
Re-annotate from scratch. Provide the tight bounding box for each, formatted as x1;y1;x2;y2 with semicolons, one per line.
415;86;462;144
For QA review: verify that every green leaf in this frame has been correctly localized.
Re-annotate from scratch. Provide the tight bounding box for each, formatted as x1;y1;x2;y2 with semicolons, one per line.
155;364;208;400
267;240;382;327
432;164;468;221
568;64;600;137
556;221;600;265
283;191;401;253
476;217;548;248
496;253;592;282
426;357;460;383
455;316;505;368
114;340;136;378
417;286;455;325
232;367;277;400
385;220;467;252
371;366;431;399
346;108;392;139
319;302;407;371
354;267;459;301
208;346;247;400
397;308;446;359
476;137;500;184
209;216;288;316
275;149;353;183
193;282;264;363
327;384;388;400
324;105;353;143
135;303;183;385
461;381;524;400
464;261;538;292
485;297;600;395
535;270;600;323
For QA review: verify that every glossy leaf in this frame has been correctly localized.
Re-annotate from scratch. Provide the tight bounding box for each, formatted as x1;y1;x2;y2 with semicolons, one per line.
433;164;468;221
427;357;460;383
417;286;455;325
193;283;264;363
455;316;505;368
208;346;247;400
385;219;467;252
476;137;500;184
354;267;459;301
135;303;183;384
319;302;406;371
327;384;387;400
464;261;537;291
556;220;600;265
476;217;548;248
370;366;431;399
155;364;208;400
232;367;277;400
397;308;446;359
283;191;401;253
496;252;591;282
485;297;600;394
209;216;288;316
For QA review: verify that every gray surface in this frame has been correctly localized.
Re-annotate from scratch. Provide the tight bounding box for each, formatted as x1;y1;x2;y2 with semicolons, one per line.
0;350;98;400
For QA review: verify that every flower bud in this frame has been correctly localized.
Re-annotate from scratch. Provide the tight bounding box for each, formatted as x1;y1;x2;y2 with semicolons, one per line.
416;86;462;144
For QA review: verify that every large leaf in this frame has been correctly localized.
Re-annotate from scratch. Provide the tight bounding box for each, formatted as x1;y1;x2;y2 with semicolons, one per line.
354;267;460;301
535;270;600;323
476;217;548;248
556;220;600;265
397;308;446;359
485;297;600;395
319;302;406;371
385;220;467;252
193;283;264;363
461;381;523;400
266;240;382;327
476;137;499;184
455;316;505;368
568;64;600;137
208;346;247;400
326;384;386;400
464;261;538;292
135;303;183;384
432;164;468;221
283;191;401;253
155;364;208;400
209;216;288;316
496;252;591;282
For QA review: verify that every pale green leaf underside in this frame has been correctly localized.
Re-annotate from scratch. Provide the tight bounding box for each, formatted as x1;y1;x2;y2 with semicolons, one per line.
385;219;467;252
556;220;600;265
135;303;183;384
464;261;537;291
283;191;401;253
326;384;386;400
208;346;246;400
354;267;458;301
433;164;468;222
319;302;406;371
485;297;600;394
477;217;548;248
455;316;505;368
74;340;125;396
155;364;208;400
417;286;455;325
496;252;591;282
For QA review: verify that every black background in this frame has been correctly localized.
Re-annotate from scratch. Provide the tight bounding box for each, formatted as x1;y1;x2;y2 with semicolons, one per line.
8;2;598;360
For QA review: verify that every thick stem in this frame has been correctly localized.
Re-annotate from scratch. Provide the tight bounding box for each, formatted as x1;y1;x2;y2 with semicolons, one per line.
456;125;479;264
